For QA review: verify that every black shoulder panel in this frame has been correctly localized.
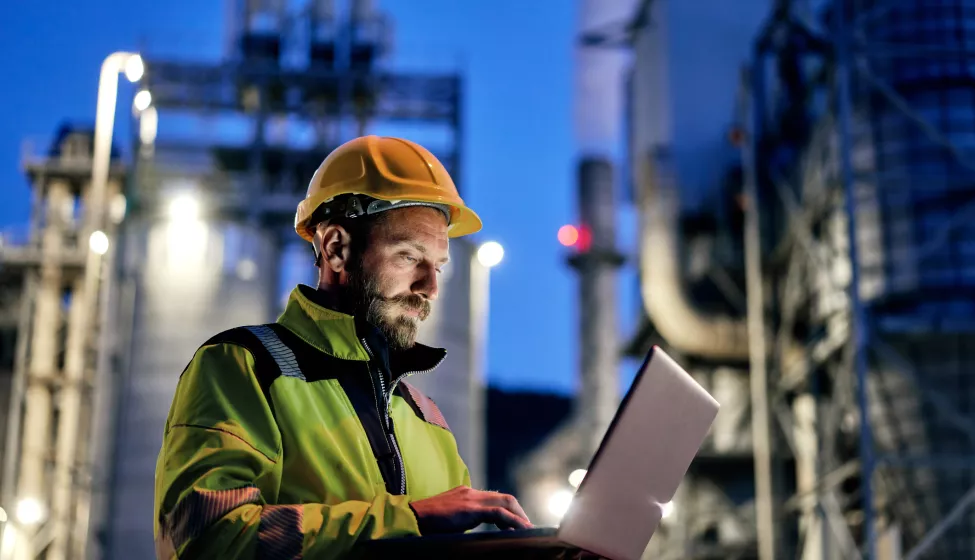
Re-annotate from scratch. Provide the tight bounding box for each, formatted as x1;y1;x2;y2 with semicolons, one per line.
200;326;282;406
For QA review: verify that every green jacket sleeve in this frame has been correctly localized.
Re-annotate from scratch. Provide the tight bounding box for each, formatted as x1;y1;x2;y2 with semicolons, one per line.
153;343;421;560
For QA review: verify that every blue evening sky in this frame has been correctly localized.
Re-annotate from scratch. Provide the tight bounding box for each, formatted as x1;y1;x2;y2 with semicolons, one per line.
0;0;641;395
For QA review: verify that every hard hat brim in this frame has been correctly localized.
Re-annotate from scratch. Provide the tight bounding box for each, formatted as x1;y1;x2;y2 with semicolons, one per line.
295;190;483;242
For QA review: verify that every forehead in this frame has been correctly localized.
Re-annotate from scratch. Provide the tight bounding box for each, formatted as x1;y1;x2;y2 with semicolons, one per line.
374;206;449;249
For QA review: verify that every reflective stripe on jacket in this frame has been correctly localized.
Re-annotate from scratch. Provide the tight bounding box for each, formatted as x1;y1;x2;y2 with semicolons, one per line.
154;284;470;559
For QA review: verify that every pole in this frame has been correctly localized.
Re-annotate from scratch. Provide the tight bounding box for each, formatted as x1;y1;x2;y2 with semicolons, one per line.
743;56;779;560
574;157;622;457
49;51;136;560
468;251;490;490
11;181;72;560
834;2;875;558
0;272;37;560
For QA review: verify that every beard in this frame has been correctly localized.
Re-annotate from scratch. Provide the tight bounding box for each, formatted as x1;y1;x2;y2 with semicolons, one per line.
346;260;432;351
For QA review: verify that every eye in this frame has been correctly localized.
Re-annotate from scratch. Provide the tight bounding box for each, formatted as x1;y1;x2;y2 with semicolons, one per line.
401;254;418;264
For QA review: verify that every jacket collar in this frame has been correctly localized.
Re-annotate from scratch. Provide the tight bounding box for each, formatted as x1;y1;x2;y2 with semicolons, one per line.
277;285;446;375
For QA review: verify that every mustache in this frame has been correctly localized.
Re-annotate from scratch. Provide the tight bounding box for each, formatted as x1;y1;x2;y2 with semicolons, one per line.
383;294;431;320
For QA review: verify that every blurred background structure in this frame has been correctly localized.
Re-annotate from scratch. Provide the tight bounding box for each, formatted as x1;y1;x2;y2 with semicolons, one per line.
617;0;975;558
3;0;975;558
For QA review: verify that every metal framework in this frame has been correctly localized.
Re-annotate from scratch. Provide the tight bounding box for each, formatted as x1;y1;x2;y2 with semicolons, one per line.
0;127;126;560
740;0;975;558
618;0;975;557
132;54;462;222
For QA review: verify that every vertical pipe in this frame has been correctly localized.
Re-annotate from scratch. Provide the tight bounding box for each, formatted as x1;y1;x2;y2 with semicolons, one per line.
139;106;158;157
834;2;875;558
575;159;621;456
468;253;489;490
16;181;72;556
743;57;779;560
453;74;464;197
0;271;37;559
48;275;89;560
49;52;127;559
794;394;823;560
813;355;832;560
250;85;268;208
91;57;122;230
574;0;628;458
92;271;138;560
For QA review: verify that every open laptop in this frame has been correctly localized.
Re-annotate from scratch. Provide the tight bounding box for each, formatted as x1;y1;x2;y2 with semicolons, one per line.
357;346;720;560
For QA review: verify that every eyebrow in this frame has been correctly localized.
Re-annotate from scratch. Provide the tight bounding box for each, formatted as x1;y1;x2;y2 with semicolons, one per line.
390;238;450;265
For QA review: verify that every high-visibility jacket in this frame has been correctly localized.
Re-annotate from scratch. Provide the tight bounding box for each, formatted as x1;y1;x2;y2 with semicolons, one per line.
154;284;470;559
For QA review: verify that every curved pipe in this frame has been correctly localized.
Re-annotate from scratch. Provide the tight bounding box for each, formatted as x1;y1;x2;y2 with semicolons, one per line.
637;151;750;360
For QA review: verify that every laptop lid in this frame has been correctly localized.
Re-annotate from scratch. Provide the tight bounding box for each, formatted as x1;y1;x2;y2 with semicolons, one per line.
556;346;720;560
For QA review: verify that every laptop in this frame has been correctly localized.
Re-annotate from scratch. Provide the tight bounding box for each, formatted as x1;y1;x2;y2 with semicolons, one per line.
357;346;720;560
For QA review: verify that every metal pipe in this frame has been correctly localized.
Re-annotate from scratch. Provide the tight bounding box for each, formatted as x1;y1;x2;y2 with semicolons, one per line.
822;490;864;560
512;0;630;524
636;152;750;361
0;271;37;559
468;252;490;490
47;52;135;560
138;106;158;157
91;53;130;229
48;275;89;560
574;157;622;456
11;180;72;559
794;394;823;560
90;272;138;560
82;198;125;560
834;2;875;557
741;58;779;560
783;461;861;512
904;484;975;560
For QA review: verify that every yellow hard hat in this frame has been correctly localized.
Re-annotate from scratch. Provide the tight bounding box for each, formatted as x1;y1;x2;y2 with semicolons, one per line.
295;135;482;242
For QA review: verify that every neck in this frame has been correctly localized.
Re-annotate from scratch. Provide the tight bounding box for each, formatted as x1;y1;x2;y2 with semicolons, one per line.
308;283;357;316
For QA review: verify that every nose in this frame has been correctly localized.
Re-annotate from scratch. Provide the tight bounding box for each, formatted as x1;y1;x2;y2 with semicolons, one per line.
412;264;439;301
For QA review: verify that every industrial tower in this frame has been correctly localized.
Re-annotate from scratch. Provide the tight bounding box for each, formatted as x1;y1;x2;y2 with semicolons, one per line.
0;126;127;560
3;1;482;558
512;0;629;527
623;0;975;558
740;0;975;557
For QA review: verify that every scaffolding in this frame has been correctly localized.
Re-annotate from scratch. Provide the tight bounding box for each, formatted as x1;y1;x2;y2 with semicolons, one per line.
620;0;975;557
0;126;126;560
739;0;975;558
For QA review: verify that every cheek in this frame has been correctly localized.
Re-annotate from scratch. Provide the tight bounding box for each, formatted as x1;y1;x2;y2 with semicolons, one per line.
371;263;413;297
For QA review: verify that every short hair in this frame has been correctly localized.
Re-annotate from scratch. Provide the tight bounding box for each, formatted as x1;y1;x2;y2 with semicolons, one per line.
311;197;389;265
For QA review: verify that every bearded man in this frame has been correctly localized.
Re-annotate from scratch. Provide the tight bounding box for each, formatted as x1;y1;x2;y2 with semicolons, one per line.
153;136;531;559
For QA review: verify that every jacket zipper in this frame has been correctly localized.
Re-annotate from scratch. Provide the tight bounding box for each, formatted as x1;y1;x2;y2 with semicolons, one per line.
383;357;446;494
386;355;447;416
361;339;410;494
361;339;447;495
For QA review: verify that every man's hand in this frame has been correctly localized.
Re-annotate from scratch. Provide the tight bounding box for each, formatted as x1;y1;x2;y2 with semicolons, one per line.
409;486;533;534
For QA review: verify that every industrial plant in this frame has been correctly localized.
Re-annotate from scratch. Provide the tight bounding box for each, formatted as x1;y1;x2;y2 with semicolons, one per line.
1;0;974;558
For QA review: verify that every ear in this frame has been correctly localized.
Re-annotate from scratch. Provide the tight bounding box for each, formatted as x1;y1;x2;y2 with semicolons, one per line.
315;223;352;273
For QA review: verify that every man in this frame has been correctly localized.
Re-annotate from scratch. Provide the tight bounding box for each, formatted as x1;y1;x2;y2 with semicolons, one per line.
154;136;532;559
